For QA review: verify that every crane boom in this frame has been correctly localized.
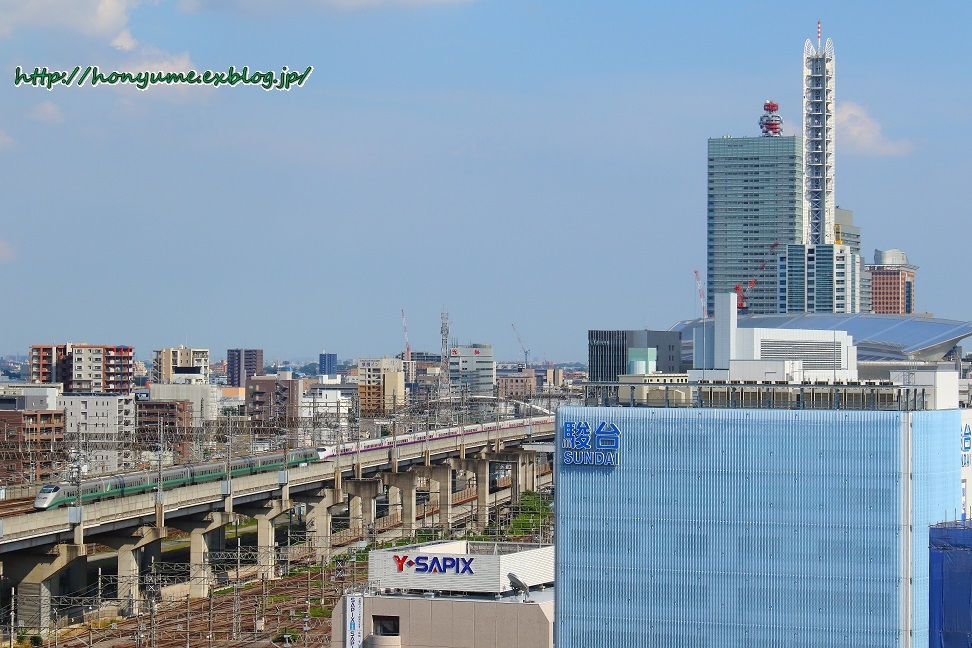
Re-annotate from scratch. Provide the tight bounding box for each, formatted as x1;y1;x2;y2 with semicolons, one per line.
694;270;708;318
511;324;529;369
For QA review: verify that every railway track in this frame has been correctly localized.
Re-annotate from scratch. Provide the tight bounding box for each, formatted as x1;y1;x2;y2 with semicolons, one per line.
0;498;36;518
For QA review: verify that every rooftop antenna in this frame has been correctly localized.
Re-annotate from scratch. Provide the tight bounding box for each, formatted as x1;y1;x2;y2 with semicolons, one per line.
817;20;822;51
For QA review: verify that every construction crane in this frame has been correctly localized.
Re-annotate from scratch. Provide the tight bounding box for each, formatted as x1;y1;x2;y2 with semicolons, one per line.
733;242;780;312
511;324;529;369
694;270;708;318
401;308;411;362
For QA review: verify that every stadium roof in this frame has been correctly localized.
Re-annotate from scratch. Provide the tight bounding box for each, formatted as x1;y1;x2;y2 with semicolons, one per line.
671;313;972;362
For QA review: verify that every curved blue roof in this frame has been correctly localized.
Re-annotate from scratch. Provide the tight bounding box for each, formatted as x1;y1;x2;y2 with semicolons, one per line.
671;313;972;362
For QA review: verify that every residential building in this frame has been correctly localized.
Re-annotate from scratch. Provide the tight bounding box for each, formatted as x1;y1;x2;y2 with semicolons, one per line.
246;371;308;423
152;346;210;384
136;400;193;463
318;352;337;377
60;394;136;474
226;348;264;388
148;383;220;428
357;358;406;416
555;377;962;647
588;330;682;382
29;344;135;395
706;103;804;315
449;344;496;399
867;248;917;314
0;409;65;484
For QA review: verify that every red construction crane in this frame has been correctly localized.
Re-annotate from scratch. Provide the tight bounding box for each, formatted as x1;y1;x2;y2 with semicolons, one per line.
733;242;780;312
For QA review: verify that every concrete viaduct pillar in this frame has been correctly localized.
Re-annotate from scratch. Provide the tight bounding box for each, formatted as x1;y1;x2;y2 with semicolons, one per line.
237;499;290;581
170;511;234;598
458;459;492;531
345;479;382;543
4;544;87;633
414;463;453;534
293;487;341;561
485;450;539;502
99;526;165;616
382;471;417;538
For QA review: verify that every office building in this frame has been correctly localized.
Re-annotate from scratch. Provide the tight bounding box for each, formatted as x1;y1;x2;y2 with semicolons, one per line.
777;242;861;313
588;330;682;382
449;344;496;399
29;344;135;395
707;103;805;315
497;368;537;399
318;352;337;377
135;399;193;463
332;540;554;648
868;248;917;314
152;346;210;384
555;379;962;647
226;348;263;388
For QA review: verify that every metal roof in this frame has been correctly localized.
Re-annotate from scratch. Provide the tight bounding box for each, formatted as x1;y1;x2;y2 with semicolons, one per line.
671;313;972;362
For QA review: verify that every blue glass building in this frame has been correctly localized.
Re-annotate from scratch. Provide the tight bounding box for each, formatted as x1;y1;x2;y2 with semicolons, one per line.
555;405;961;648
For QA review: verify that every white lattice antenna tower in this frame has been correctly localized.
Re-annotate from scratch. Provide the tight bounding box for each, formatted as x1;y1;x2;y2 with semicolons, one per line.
439;311;450;402
803;20;836;245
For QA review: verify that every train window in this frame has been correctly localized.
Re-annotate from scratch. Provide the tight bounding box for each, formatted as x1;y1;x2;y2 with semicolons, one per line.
40;485;59;493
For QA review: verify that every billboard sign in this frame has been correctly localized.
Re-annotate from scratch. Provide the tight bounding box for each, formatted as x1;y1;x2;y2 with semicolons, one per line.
393;554;474;575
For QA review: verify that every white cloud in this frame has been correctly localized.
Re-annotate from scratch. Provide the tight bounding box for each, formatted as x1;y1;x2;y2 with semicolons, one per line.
29;101;65;124
0;240;16;263
111;27;137;51
836;102;913;156
0;0;137;39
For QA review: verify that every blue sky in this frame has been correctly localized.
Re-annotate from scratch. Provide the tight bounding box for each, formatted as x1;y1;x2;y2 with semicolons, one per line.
1;1;969;363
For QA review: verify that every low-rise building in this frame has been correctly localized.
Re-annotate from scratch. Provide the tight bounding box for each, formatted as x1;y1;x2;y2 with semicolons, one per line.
332;540;554;648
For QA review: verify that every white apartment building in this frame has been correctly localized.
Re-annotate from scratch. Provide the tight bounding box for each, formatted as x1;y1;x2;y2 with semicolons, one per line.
60;394;136;474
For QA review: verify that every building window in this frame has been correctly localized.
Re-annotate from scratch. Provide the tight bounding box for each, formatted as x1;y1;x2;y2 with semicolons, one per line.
373;616;399;636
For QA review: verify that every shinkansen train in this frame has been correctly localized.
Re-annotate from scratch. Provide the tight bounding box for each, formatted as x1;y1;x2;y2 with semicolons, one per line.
33;415;553;511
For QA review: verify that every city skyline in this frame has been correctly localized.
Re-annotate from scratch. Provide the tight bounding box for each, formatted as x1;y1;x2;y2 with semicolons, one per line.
2;2;969;361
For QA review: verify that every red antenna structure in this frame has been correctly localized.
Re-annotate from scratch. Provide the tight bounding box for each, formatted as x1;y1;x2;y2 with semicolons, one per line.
759;101;783;136
733;242;780;312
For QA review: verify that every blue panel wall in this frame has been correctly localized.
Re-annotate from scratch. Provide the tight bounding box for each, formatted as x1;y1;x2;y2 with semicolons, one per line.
930;522;972;647
554;406;961;648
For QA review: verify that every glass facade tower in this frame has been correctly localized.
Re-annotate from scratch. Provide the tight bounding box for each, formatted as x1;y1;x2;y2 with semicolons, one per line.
555;405;961;648
707;135;804;315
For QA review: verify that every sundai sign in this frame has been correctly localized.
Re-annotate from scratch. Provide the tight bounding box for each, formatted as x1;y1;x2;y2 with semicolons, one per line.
560;420;620;466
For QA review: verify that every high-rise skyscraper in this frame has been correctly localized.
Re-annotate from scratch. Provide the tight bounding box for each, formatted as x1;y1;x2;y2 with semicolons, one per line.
226;348;264;388
706;102;804;315
803;21;836;245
